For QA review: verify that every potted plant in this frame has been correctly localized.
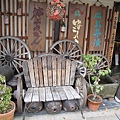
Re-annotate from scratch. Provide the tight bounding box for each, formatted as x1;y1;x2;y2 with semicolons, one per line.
0;74;16;120
82;54;111;111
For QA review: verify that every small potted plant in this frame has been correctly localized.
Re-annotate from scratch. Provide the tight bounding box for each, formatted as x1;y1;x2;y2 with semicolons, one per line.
82;54;111;111
0;74;16;120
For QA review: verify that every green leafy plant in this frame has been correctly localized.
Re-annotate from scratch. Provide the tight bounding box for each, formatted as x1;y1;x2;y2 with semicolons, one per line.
82;54;111;100
0;74;12;114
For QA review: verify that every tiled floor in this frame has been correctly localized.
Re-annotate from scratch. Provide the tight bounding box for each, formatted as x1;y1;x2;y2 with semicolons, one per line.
83;99;120;112
14;98;120;120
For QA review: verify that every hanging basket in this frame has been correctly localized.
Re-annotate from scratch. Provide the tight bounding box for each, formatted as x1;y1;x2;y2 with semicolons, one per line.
46;0;66;21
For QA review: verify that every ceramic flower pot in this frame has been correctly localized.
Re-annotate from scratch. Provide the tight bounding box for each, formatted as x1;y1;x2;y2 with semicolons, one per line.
0;101;16;120
87;94;102;111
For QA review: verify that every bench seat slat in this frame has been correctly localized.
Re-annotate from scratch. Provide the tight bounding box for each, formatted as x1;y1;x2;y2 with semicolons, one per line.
24;86;80;102
32;88;39;102
62;86;74;100
55;86;68;100
68;86;80;99
45;87;53;101
51;87;61;101
39;87;45;102
24;88;33;102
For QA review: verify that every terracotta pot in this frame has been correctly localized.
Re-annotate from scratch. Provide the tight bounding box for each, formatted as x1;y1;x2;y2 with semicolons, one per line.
87;94;102;111
0;101;16;120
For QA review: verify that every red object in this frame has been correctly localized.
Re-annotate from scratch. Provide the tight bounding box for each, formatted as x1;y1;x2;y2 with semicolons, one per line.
87;94;102;111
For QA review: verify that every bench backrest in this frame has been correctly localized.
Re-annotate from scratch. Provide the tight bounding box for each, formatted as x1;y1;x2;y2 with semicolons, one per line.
22;54;77;87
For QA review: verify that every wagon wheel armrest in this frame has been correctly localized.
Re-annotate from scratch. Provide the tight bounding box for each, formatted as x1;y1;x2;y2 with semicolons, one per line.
74;74;87;108
13;76;24;113
75;60;86;77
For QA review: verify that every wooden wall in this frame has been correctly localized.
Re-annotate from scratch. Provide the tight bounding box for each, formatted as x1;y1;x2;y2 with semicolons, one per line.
0;0;118;65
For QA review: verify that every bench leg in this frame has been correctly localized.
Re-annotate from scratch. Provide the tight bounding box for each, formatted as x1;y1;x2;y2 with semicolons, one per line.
23;104;27;120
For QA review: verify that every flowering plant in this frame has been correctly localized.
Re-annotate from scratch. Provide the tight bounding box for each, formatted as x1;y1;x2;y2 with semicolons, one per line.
0;74;12;114
83;54;111;100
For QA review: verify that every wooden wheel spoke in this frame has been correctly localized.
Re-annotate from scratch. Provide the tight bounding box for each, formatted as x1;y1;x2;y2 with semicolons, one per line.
0;50;6;55
14;57;26;62
53;47;62;55
66;42;71;54
58;43;64;54
14;52;29;57
12;45;24;55
13;60;23;68
12;61;20;73
69;49;80;56
0;40;8;54
63;41;66;53
0;61;6;66
11;40;17;53
0;57;5;60
68;45;77;54
70;54;81;58
98;60;108;67
99;65;109;69
7;38;11;54
0;54;6;57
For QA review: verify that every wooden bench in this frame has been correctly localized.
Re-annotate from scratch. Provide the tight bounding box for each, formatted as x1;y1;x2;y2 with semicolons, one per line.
22;53;87;116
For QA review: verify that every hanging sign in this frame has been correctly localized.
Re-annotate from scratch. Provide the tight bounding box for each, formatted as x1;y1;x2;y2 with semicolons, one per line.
107;12;119;65
28;2;47;51
67;2;86;49
88;6;107;51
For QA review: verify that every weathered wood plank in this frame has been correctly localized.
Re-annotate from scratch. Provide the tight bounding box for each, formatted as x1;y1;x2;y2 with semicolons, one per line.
32;88;39;102
39;87;45;102
52;56;57;86
68;86;80;99
38;57;44;87
70;61;77;85
24;88;33;102
55;86;67;100
28;2;47;51
22;61;31;87
47;55;52;86
61;58;66;86
51;87;61;101
57;57;61;86
62;86;74;100
42;56;48;86
33;58;39;87
45;87;53;101
28;59;36;87
65;59;71;85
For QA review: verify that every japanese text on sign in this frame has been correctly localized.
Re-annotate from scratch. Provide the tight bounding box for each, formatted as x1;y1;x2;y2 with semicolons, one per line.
93;11;102;47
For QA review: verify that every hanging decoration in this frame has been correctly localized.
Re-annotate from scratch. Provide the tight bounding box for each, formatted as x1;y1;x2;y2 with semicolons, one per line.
17;2;22;16
4;11;9;24
46;0;66;21
61;18;66;32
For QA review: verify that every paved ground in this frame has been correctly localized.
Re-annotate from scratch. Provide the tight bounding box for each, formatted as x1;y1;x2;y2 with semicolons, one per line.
14;99;120;120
